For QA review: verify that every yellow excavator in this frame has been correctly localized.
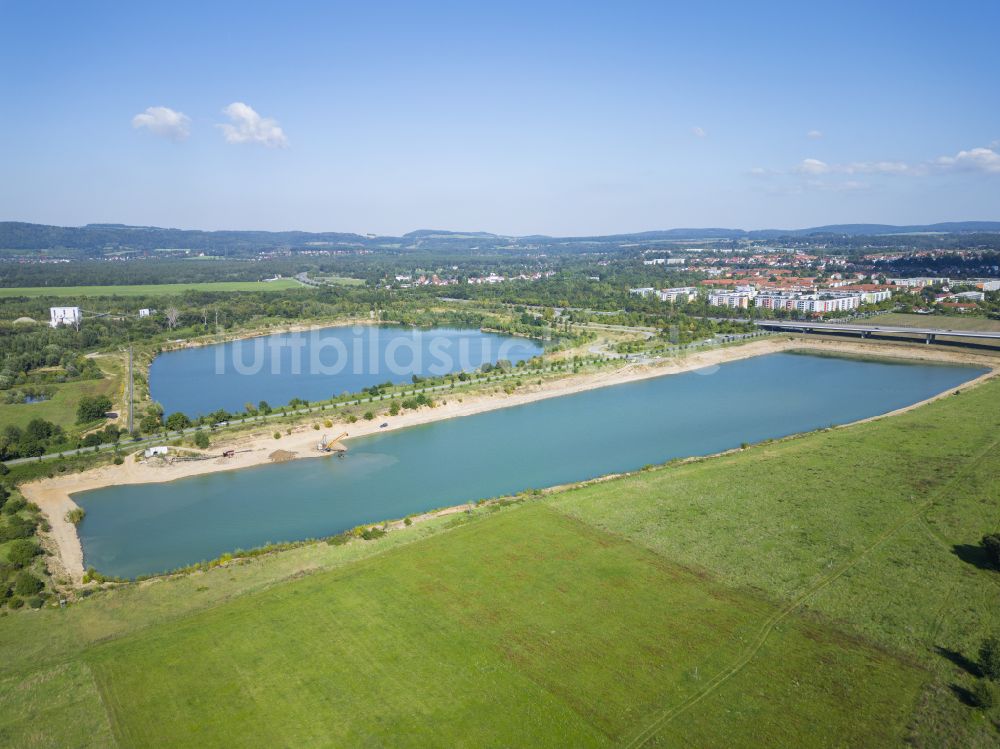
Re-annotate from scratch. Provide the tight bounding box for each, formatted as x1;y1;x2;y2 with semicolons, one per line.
317;432;349;454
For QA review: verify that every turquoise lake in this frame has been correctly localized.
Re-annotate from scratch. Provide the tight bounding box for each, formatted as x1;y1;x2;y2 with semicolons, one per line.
148;326;544;417
77;352;986;578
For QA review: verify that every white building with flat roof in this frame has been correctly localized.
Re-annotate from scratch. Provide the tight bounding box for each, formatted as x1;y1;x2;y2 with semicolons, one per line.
657;287;698;303
49;306;81;328
887;277;949;288
708;291;754;309
754;291;865;314
629;287;656;297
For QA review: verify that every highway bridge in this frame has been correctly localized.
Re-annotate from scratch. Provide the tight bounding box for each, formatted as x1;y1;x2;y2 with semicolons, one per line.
754;320;1000;345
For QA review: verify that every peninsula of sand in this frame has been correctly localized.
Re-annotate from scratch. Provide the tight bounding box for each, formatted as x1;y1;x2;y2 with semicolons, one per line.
23;336;998;585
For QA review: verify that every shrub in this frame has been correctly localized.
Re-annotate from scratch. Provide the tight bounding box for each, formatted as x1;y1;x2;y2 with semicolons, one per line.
363;411;375;420
0;515;34;542
6;539;39;568
403;517;412;526
388;401;400;416
970;680;995;710
980;637;1000;680
113;455;124;465
360;526;386;541
13;571;43;596
323;419;332;428
76;395;112;423
27;595;44;609
312;423;320;430
2;497;26;516
273;432;281;440
165;412;192;432
347;415;358;424
8;597;24;609
65;507;85;525
193;431;210;449
983;533;1000;569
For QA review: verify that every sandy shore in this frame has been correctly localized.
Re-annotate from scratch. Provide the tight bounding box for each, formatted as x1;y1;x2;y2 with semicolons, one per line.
23;336;998;584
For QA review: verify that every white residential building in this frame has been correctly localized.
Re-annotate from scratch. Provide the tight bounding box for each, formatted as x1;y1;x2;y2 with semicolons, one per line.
642;258;666;265
49;306;82;328
657;286;698;303
754;291;864;314
138;308;153;318
629;287;656;297
887;277;950;288
950;291;986;302
708;291;754;309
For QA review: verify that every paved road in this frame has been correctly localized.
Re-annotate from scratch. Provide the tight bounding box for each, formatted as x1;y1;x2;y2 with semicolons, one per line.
0;364;589;467
754;320;1000;341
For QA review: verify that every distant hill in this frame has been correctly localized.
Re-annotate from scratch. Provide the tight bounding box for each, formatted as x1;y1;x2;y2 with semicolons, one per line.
770;222;1000;237
1;220;999;256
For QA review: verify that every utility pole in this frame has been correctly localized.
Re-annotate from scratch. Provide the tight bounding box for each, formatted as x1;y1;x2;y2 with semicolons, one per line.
128;345;134;434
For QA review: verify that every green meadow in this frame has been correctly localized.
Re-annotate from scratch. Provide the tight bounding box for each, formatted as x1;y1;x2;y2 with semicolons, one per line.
0;358;123;432
875;312;1000;332
0;280;301;298
0;369;998;747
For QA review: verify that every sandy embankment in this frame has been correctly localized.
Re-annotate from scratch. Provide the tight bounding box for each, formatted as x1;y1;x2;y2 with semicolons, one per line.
22;336;998;584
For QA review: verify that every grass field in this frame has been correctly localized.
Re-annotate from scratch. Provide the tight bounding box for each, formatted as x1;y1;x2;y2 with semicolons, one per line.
0;366;998;746
0;279;301;298
875;312;1000;332
0;357;122;432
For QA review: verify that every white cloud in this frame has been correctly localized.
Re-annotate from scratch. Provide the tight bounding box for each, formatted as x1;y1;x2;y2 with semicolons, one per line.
690;126;707;138
810;179;869;192
935;146;1000;174
131;106;190;141
807;129;824;139
844;160;915;175
796;158;829;175
216;102;288;148
797;158;916;176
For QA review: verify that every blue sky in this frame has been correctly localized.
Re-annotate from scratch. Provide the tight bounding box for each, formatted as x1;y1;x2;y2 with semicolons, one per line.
1;1;998;235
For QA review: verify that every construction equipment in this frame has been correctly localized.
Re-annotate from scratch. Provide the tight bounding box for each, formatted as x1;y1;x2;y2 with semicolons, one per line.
317;432;349;453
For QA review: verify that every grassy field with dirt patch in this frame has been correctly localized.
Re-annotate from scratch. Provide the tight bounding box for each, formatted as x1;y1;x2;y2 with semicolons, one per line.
0;280;301;298
0;362;997;746
0;357;123;433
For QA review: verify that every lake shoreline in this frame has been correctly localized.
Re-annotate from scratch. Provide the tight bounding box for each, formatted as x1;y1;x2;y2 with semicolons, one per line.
23;336;998;585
